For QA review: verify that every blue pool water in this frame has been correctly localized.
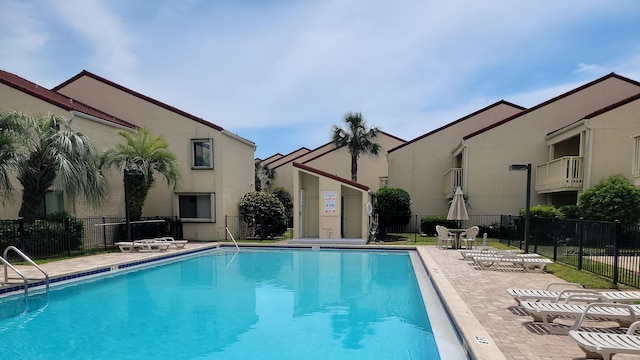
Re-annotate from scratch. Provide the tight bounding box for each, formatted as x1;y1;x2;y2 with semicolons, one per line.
0;249;447;359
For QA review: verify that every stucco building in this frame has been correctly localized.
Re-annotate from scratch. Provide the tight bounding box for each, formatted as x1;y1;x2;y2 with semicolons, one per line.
1;69;256;241
389;73;640;219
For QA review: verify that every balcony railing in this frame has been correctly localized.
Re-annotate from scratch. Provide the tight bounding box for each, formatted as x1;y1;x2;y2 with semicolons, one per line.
535;156;583;192
443;168;463;197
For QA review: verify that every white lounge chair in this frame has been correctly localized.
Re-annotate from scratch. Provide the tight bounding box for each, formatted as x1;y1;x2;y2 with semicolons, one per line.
459;226;479;249
154;236;188;249
459;248;522;260
115;239;170;252
520;301;639;334
570;320;640;360
472;253;552;272
507;282;640;305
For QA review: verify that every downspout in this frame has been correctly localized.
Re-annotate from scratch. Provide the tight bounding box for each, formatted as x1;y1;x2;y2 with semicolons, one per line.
461;140;469;192
585;120;593;189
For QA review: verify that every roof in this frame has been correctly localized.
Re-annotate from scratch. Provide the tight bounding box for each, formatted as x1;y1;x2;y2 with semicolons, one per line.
0;69;136;128
273;142;334;170
388;100;526;153
273;131;405;169
463;73;640;141
54;70;226;132
583;90;640;120
546;90;640;137
293;162;369;191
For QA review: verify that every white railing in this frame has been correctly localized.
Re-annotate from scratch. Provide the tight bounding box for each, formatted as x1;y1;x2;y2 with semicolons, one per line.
535;156;583;192
443;168;463;197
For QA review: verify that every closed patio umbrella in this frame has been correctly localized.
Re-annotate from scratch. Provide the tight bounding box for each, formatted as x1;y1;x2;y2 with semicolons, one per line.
447;187;469;221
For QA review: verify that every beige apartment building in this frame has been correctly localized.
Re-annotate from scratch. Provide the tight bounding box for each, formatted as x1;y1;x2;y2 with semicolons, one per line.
1;69;256;241
389;73;640;218
260;131;404;242
266;132;405;196
292;162;372;242
387;100;526;216
0;70;137;218
538;91;640;204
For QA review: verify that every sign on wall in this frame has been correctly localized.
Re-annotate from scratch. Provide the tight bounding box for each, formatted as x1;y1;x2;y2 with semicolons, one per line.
323;191;337;213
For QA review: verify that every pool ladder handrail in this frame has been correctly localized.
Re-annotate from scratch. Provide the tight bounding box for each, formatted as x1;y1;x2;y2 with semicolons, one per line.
2;246;50;300
225;227;240;251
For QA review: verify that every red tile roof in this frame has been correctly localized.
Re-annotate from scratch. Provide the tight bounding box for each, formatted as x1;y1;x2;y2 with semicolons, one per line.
0;69;136;128
54;70;226;132
293;162;369;191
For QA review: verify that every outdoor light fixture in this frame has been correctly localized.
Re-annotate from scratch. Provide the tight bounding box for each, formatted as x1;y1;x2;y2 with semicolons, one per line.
124;168;144;242
509;164;531;253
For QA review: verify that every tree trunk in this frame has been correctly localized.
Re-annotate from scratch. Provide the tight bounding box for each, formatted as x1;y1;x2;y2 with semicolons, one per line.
18;153;58;221
351;154;358;182
127;175;154;221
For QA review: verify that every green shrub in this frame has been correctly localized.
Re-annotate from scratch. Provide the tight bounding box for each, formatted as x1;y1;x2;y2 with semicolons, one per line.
239;191;287;239
0;213;85;257
578;174;640;224
271;187;293;225
420;216;456;235
520;204;561;218
558;205;580;219
375;187;411;239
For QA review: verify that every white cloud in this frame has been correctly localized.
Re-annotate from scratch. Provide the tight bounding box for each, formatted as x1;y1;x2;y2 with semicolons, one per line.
49;0;137;77
0;1;49;77
2;0;640;159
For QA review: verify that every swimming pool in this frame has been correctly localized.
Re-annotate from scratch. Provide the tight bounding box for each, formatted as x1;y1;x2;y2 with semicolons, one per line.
0;248;467;359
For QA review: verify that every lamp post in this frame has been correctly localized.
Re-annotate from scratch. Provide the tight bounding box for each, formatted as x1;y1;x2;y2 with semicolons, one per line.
509;164;531;253
124;168;143;242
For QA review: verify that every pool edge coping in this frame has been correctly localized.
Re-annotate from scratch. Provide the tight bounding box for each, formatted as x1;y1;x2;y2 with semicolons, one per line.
416;246;507;360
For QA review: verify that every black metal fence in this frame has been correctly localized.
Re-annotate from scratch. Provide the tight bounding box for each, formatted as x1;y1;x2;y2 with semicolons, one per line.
0;216;182;261
527;217;640;288
376;214;640;288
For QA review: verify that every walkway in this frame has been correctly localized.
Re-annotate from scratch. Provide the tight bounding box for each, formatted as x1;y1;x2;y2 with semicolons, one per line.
420;245;637;360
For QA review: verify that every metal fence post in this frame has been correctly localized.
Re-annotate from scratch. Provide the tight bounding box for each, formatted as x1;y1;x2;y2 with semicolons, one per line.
18;217;25;251
552;218;558;262
578;217;584;270
613;220;620;285
101;216;107;249
65;217;71;257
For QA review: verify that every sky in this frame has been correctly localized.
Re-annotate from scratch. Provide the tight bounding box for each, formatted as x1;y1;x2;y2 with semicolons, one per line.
2;0;640;160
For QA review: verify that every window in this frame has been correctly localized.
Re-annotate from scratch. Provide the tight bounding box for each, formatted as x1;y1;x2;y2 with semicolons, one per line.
379;176;388;188
178;193;215;222
192;138;213;169
37;190;64;217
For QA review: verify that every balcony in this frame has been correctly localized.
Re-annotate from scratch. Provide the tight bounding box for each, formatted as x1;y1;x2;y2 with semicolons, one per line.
535;156;583;193
443;168;463;197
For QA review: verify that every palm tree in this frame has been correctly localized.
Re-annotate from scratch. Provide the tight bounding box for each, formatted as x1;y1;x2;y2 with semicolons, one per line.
254;160;275;191
15;113;107;221
0;111;29;200
102;127;181;221
331;112;381;182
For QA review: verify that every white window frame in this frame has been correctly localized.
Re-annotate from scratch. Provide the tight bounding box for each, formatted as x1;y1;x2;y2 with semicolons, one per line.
191;138;214;169
633;135;640;177
176;193;215;222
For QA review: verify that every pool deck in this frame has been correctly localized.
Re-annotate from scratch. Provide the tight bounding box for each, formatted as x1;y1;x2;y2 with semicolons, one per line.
2;242;638;359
